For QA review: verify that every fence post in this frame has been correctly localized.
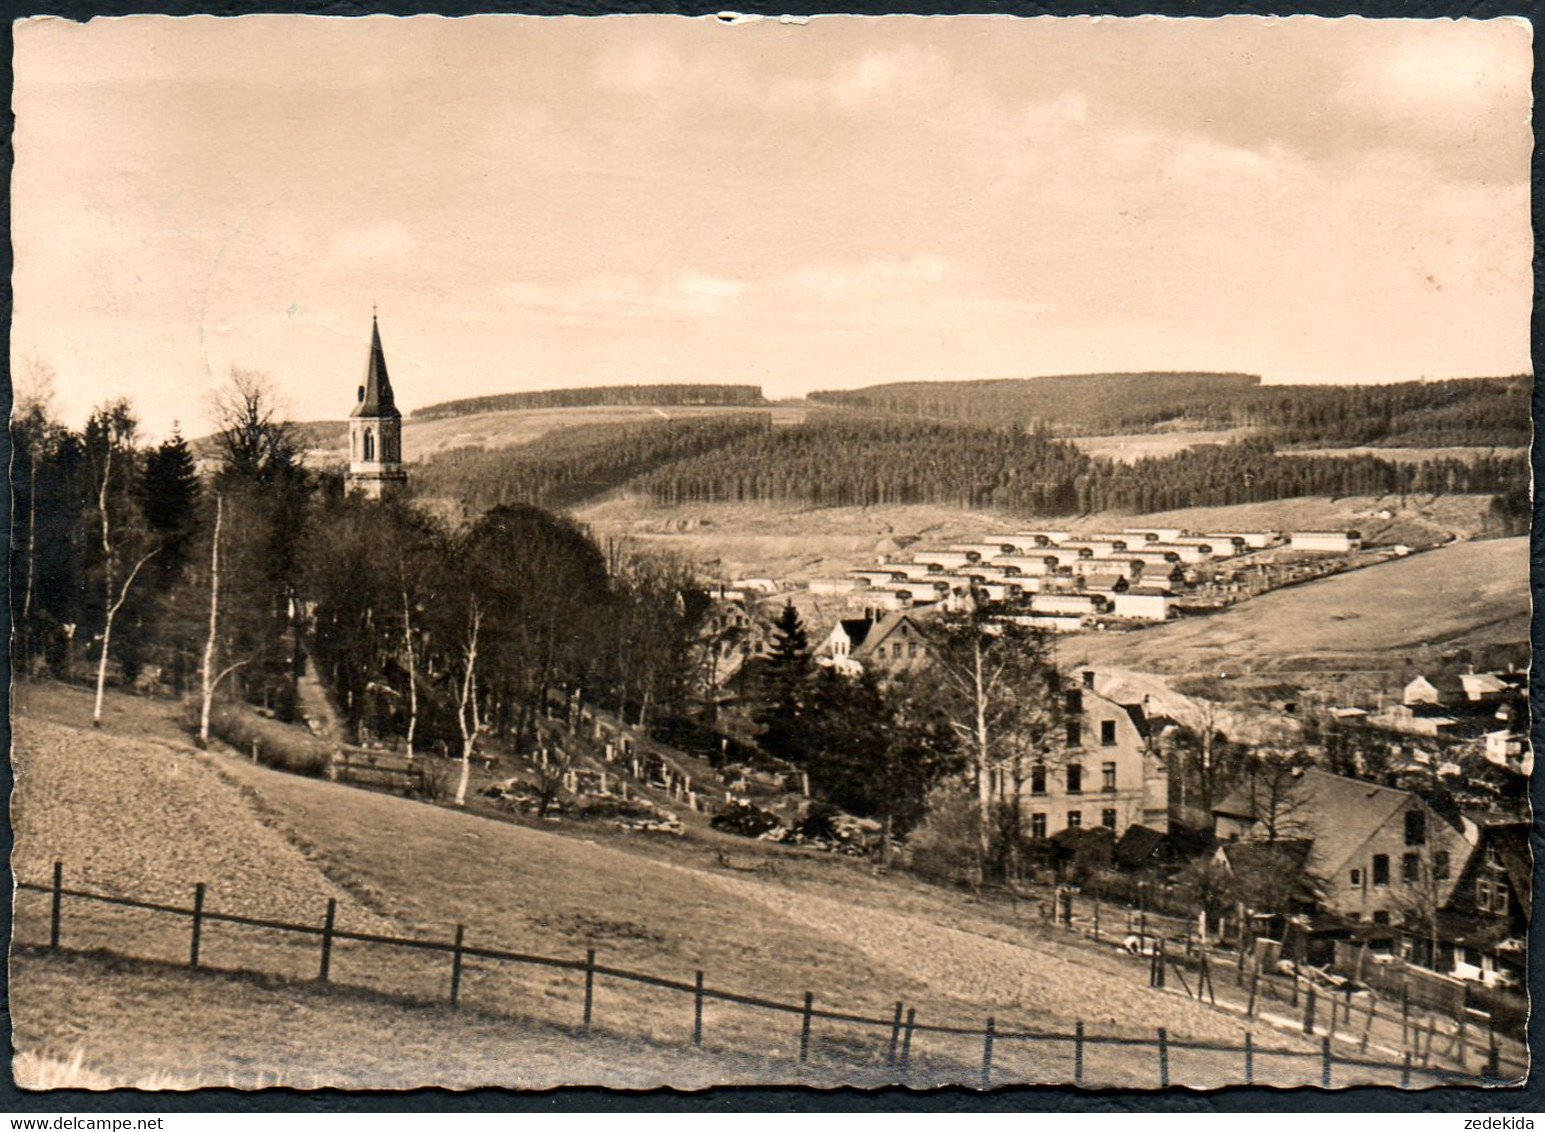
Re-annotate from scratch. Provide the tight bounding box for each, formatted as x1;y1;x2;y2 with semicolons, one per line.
799;991;813;1064
1485;1041;1500;1081
1360;1000;1376;1053
1400;981;1410;1047
1092;896;1100;941
693;971;704;1048
1157;1028;1169;1087
583;948;596;1029
189;883;206;968
1074;1021;1085;1086
1321;1036;1332;1088
1244;1032;1253;1085
450;924;465;1007
319;898;336;983
1303;985;1316;1035
980;1017;995;1089
49;861;63;950
1455;1009;1467;1071
886;1002;903;1067
1401;1050;1412;1088
1247;967;1258;1018
899;1008;916;1076
1154;938;1166;989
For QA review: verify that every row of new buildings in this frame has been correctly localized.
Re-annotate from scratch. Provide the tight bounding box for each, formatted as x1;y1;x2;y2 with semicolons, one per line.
808;526;1363;631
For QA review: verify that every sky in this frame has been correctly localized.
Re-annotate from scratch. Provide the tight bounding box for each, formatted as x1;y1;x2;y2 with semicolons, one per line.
12;14;1534;437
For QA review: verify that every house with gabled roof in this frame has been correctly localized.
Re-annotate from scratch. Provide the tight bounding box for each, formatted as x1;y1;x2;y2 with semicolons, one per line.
1212;768;1473;927
1434;819;1530;986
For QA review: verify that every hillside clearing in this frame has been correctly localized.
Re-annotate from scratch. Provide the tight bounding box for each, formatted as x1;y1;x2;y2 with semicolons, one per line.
12;685;1331;1088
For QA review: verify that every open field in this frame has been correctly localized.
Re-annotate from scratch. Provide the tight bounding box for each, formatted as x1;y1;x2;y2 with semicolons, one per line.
1067;427;1258;463
574;493;1503;584
296;404;812;466
12;684;1342;1089
1062;536;1529;678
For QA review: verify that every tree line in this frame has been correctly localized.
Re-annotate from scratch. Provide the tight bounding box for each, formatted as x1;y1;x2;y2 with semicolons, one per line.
413;414;772;512
411;384;767;422
807;373;1529;447
632;418;1529;516
12;367;718;807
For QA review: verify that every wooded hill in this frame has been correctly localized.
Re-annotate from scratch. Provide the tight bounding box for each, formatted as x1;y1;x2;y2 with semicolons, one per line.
809;373;1530;446
411;384;767;421
413;413;772;512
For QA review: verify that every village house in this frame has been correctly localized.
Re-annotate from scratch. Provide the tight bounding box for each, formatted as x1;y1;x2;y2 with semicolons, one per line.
1289;530;1362;553
1082;574;1130;597
1372;702;1460;737
1433;819;1529;986
1134;563;1186;590
1111;587;1173;621
1211;768;1473;928
816;611;933;676
1032;592;1107;617
1071;556;1142;580
1206;531;1279;549
1004;673;1170;839
1403;673;1469;707
1145;542;1210;564
1483;727;1532;776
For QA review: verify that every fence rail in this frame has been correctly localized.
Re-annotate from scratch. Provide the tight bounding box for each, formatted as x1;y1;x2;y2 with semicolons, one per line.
17;864;1516;1090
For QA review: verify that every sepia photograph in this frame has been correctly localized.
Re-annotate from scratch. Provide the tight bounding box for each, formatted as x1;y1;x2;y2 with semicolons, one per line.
7;11;1534;1094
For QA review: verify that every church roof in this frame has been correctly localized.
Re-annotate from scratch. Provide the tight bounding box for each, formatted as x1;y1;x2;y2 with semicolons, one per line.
350;316;400;419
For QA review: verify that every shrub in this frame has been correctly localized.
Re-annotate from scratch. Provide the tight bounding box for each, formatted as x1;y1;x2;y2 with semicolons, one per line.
206;703;333;778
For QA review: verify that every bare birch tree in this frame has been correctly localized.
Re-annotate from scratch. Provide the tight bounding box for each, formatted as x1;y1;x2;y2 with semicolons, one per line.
453;599;484;807
197;493;246;747
90;406;158;727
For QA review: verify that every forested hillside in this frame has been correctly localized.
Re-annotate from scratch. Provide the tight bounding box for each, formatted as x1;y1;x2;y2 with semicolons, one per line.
809;374;1529;446
412;384;766;421
632;419;1529;518
413;413;771;511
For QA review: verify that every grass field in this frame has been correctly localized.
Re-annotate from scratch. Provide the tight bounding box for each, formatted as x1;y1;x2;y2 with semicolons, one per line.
1067;427;1258;463
1062;535;1529;678
12;683;1346;1090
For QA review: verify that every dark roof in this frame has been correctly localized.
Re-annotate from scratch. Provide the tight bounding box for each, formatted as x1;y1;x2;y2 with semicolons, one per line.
1114;825;1169;868
838;618;875;649
350;316;400;419
1410;673;1466;695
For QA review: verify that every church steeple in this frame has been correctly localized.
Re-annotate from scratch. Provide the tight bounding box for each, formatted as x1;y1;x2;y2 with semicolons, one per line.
346;312;408;499
351;314;399;419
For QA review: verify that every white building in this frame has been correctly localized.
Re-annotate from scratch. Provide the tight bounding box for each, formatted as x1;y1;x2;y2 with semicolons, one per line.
910;550;982;569
1146;542;1210;564
1017;530;1074;545
1033;592;1107;616
809;577;860;595
1003;611;1085;633
1207;531;1278;549
1124;527;1184;542
1112;587;1173;621
992;555;1060;576
1289;531;1362;553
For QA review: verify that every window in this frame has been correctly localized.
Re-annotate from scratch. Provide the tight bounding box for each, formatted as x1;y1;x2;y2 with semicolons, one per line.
363;429;375;461
1067;811;1082;829
1067;765;1083;794
1493;886;1509;917
1065;721;1081;747
1372;854;1389;886
1102;762;1117;792
1402;852;1420;884
1486;845;1503;869
1434;851;1450;880
1350;869;1361;887
1030;764;1046;795
1100;720;1118;747
1101;809;1117;829
1065;690;1083;715
1030;813;1047;840
892;643;903;658
1405;810;1426;846
908;642;919;658
1476;879;1492;913
1372;911;1390;926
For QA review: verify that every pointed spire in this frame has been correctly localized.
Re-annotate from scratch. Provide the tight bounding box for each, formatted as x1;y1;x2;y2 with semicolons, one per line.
350;312;399;419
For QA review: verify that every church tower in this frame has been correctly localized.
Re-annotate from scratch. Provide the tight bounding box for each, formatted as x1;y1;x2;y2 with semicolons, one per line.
347;314;408;499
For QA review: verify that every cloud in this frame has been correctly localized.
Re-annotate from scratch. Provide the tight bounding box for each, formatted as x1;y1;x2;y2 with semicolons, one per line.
785;254;950;302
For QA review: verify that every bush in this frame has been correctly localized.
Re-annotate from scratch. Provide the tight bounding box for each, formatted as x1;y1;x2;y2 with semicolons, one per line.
206;703;333;777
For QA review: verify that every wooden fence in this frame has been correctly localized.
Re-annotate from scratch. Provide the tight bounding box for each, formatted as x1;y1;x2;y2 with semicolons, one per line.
16;863;1514;1090
1045;888;1527;1083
